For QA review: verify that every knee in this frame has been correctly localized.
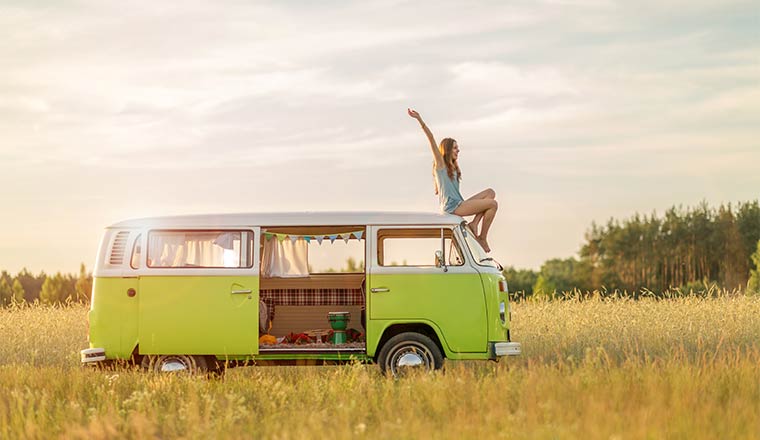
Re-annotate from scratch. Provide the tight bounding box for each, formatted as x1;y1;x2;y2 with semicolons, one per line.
489;200;498;210
486;188;496;199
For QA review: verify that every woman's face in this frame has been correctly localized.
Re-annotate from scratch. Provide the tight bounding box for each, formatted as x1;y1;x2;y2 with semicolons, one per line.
452;141;460;160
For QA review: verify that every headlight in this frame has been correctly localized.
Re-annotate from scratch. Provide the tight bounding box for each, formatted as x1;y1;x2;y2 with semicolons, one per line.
499;302;506;324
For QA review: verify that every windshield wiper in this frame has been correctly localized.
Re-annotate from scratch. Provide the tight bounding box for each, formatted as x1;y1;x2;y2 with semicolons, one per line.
479;257;503;271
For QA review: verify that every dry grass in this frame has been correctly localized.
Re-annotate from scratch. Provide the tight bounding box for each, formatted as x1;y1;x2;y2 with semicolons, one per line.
1;295;760;439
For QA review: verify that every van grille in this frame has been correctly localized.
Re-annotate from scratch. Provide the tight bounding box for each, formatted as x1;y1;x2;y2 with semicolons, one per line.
109;231;130;265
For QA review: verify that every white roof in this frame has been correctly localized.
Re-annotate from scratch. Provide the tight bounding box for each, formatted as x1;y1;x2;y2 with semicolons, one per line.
109;211;464;229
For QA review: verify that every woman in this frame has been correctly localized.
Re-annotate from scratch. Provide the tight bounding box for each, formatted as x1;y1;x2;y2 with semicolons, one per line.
408;108;498;252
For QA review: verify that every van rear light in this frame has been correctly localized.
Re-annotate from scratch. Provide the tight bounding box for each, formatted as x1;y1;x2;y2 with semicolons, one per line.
498;279;508;292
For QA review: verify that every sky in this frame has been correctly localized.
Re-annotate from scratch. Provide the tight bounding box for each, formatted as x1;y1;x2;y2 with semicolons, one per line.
1;0;758;274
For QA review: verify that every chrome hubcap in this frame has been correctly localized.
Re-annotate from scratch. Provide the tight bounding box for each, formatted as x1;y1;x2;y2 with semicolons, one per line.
159;356;192;373
389;344;433;376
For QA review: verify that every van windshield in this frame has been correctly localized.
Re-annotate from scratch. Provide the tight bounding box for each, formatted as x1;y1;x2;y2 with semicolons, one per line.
461;226;498;269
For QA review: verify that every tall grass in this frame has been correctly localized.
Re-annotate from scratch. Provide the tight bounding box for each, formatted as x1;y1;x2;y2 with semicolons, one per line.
1;294;760;439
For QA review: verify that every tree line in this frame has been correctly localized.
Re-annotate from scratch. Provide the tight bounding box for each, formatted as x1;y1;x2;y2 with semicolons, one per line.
505;200;760;297
0;264;92;306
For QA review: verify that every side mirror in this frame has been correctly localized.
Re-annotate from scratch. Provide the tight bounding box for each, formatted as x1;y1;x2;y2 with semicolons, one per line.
435;250;448;272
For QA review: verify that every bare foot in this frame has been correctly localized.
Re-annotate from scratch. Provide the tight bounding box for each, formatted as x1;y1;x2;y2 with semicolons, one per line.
477;235;491;253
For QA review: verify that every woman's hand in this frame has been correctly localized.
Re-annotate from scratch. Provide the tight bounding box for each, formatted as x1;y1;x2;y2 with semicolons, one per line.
407;108;422;121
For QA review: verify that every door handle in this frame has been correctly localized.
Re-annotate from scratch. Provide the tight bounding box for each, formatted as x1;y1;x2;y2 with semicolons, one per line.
231;289;252;294
371;287;390;293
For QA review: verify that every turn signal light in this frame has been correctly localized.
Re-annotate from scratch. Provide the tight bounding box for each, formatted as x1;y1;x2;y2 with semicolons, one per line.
498;279;508;292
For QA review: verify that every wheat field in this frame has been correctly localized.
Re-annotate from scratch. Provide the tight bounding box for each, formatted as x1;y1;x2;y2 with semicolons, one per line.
1;294;759;439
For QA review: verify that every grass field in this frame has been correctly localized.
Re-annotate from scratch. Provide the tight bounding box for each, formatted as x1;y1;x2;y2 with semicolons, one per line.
2;294;760;439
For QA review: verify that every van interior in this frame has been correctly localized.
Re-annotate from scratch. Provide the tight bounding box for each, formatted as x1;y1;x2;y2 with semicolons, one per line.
258;226;367;352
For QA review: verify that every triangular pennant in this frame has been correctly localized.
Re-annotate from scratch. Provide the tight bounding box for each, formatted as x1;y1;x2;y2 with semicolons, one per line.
277;234;287;242
329;234;337;244
316;236;324;245
352;231;363;240
342;234;350;243
265;233;273;241
304;236;311;243
289;235;299;243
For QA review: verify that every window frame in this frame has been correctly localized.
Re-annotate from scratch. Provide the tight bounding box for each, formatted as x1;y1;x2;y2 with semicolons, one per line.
146;229;255;270
376;227;466;268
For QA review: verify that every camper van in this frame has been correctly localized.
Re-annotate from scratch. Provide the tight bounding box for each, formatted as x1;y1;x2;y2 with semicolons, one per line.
81;212;520;376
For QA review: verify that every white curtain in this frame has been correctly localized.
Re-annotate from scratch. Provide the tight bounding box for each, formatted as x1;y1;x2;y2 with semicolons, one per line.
149;232;240;267
262;238;309;278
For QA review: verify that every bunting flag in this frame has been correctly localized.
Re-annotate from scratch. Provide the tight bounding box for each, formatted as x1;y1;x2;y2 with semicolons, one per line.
262;230;365;244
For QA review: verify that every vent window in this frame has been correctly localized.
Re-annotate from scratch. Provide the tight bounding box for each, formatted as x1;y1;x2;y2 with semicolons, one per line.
109;231;130;265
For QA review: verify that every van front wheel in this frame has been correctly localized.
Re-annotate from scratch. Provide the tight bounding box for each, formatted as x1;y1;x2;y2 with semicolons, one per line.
378;332;444;377
141;354;208;374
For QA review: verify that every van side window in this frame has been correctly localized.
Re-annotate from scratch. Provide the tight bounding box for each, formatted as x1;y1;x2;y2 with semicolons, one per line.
147;230;254;268
130;234;142;269
378;228;464;267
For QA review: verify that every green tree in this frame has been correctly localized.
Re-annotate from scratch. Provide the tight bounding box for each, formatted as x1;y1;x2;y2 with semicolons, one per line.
502;266;538;296
343;257;365;273
75;263;93;302
533;258;588;297
748;240;760;295
12;279;25;304
16;268;46;302
0;278;11;306
40;273;75;305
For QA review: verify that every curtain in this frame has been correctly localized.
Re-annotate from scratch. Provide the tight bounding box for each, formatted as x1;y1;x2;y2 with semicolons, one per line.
262;238;309;278
149;231;241;267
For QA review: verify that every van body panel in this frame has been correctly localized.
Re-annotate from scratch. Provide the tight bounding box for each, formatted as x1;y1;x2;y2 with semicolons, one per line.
88;277;139;359
480;271;511;342
367;273;488;353
365;319;451;357
138;276;259;356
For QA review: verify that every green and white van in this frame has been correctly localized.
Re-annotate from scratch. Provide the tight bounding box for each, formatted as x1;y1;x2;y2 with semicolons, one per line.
81;212;520;376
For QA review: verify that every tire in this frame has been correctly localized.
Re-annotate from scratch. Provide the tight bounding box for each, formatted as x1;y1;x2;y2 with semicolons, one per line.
141;354;208;375
377;332;444;378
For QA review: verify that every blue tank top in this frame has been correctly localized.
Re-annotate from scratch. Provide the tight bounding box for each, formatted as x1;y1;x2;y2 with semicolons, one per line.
435;167;464;213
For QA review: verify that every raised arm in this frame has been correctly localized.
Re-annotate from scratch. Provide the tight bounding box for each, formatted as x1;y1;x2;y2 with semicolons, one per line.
408;108;444;168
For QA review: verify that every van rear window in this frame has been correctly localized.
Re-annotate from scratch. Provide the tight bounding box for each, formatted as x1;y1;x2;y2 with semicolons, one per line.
147;230;253;268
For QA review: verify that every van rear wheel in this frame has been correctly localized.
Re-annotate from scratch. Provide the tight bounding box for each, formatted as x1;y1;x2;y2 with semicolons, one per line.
141;354;208;374
378;332;444;378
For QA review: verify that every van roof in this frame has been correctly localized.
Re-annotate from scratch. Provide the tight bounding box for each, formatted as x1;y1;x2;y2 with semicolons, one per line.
109;211;465;229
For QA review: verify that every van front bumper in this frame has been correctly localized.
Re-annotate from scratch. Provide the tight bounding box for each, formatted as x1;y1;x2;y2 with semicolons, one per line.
490;342;521;358
81;348;106;364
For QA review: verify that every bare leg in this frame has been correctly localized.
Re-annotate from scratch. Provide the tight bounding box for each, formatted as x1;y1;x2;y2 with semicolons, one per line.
478;204;498;252
453;198;498;252
464;188;495;236
470;212;484;236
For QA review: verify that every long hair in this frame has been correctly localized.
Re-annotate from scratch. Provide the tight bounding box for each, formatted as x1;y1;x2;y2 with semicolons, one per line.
433;137;462;195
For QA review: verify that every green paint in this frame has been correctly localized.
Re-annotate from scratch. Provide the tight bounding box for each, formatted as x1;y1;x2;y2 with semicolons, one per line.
88;277;139;359
367;273;488;353
138;276;259;355
479;272;511;342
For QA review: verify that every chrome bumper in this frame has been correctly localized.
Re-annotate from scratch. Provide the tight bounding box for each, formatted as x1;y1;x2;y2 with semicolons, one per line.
491;342;521;357
80;348;106;364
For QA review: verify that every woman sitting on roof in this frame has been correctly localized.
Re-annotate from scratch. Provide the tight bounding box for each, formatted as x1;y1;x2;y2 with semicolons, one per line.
407;108;498;252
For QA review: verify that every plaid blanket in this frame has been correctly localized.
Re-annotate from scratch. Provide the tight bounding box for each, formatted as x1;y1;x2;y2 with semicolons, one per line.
260;288;365;321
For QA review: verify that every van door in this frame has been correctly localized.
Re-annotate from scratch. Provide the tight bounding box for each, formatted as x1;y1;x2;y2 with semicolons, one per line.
367;226;487;353
138;229;259;356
